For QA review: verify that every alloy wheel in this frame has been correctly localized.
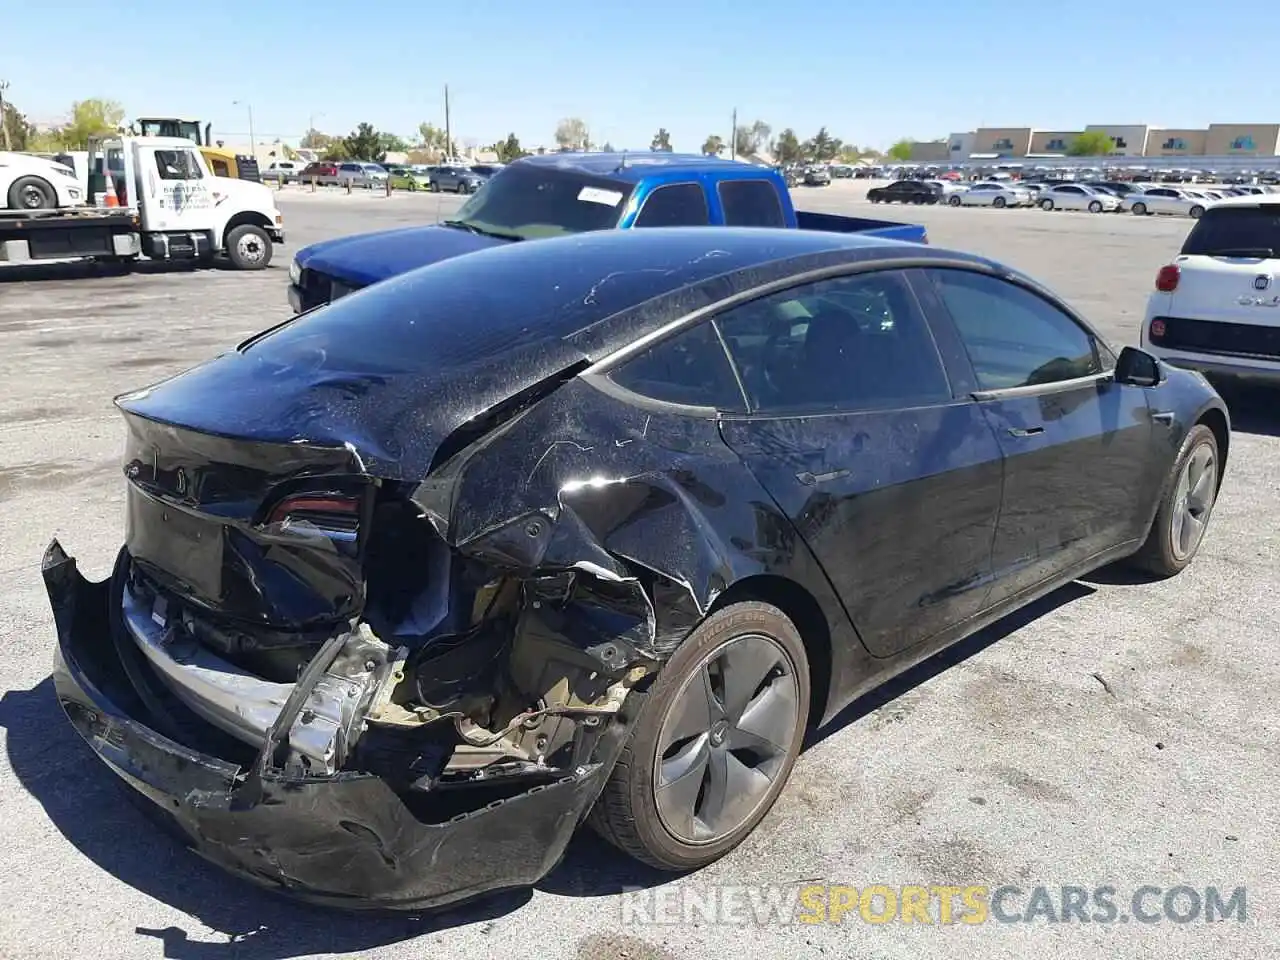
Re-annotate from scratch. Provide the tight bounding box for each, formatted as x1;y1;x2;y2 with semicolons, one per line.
653;633;800;845
1170;443;1217;561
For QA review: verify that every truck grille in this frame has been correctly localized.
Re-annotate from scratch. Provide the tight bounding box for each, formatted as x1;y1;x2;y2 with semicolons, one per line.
297;269;364;311
1150;315;1280;361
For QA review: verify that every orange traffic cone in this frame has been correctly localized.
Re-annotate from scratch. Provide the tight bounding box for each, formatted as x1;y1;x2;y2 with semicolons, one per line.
103;172;120;208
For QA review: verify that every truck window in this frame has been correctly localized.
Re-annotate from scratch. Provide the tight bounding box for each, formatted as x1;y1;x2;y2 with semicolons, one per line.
718;179;785;227
156;150;203;181
634;183;710;227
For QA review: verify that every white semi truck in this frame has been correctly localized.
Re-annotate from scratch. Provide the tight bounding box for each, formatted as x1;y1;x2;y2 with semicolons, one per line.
0;135;284;270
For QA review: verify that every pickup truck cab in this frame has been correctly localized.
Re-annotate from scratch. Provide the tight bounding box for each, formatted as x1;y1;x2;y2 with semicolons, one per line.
288;152;926;312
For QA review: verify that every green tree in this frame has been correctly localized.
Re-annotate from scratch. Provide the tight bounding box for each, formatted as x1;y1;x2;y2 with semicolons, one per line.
649;127;673;152
803;126;842;163
57;99;126;149
299;128;333;150
337;122;386;162
772;128;803;165
887;139;914;162
493;133;526;163
415;122;457;158
1;100;33;151
554;117;589;151
701;134;724;156
378;132;409;154
1066;130;1115;156
733;119;771;158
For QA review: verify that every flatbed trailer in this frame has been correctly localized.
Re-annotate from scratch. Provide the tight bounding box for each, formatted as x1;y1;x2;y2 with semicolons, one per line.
0;207;142;263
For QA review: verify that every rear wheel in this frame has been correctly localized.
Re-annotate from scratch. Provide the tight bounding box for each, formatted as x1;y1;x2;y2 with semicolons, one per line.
9;175;56;210
1088;200;1103;213
948;195;962;206
225;224;273;270
993;196;1007;208
1040;198;1054;211
1132;201;1148;215
588;601;810;870
1129;424;1220;577
1189;205;1205;219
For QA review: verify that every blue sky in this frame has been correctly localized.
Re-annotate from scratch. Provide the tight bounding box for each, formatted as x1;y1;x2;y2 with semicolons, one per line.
5;0;1274;152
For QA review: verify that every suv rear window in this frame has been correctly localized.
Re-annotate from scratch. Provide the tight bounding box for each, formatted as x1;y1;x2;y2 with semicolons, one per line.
1181;205;1280;257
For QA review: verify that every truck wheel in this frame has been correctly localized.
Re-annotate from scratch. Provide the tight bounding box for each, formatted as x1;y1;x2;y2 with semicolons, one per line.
9;176;57;210
225;224;273;270
588;600;810;870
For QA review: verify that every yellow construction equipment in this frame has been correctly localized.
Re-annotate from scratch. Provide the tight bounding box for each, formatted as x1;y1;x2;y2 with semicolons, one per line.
132;118;262;182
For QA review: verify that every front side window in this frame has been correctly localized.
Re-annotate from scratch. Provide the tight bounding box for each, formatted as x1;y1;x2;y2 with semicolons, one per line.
714;270;951;413
717;179;785;227
634;183;710;227
607;320;743;410
927;269;1102;390
155;150;203;180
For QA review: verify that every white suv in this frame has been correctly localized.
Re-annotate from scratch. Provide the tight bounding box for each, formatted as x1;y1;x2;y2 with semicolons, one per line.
1142;195;1280;382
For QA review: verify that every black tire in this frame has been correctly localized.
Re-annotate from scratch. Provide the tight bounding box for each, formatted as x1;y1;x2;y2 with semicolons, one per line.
429;180;440;192
1040;198;1054;211
8;175;57;210
456;181;469;194
224;224;273;270
1132;201;1147;215
1088;200;1103;213
993;196;1006;208
948;195;962;207
588;600;811;871
869;194;880;203
1189;205;1205;219
1129;424;1220;577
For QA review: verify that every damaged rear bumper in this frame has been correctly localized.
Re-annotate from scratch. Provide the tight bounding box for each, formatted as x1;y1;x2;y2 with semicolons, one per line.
42;541;635;911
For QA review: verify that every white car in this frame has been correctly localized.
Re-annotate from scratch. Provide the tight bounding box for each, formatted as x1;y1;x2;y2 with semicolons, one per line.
1123;187;1211;219
946;181;1032;208
1141;195;1280;382
0;152;84;210
1037;183;1120;213
923;178;967;197
261;160;306;183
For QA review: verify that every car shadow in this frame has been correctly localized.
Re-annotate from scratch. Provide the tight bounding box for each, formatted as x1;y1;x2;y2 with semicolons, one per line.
0;581;1094;957
1214;381;1280;438
0;259;275;284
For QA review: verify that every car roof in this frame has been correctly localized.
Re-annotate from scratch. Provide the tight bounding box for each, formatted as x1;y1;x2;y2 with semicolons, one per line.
513;151;772;184
1203;194;1280;209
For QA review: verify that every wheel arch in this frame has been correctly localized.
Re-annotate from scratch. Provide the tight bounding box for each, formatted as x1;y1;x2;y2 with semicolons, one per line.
219;210;274;250
709;573;832;728
1196;405;1229;488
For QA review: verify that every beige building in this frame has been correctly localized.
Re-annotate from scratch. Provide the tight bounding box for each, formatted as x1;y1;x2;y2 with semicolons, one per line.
1145;129;1208;157
907;139;949;163
1084;124;1150;156
970;127;1033;158
1203;123;1280;156
1029;130;1081;154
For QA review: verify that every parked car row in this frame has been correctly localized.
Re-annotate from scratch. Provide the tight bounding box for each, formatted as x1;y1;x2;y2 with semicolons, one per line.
271;160;502;193
871;177;1275;219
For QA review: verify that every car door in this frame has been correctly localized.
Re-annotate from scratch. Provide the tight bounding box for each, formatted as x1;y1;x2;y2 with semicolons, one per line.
1146;188;1179;213
918;267;1158;605
138;144;212;234
1059;185;1086;210
714;267;1005;657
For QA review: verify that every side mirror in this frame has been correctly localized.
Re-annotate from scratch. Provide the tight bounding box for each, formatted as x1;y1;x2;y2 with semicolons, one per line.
1115;345;1164;387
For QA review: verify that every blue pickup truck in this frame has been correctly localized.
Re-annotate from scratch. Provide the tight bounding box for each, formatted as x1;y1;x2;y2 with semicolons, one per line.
287;152;927;313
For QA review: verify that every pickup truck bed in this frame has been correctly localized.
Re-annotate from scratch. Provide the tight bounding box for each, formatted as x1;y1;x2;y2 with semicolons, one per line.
794;210;927;245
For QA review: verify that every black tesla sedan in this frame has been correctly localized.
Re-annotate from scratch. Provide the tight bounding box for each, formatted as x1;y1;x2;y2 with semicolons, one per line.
44;226;1228;910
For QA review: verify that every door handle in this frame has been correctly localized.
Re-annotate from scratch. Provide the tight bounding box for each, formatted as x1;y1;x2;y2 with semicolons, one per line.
1007;426;1044;438
1151;410;1176;425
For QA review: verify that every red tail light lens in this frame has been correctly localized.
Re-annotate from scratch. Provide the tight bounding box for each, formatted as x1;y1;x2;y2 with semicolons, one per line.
267;494;361;542
1155;264;1180;292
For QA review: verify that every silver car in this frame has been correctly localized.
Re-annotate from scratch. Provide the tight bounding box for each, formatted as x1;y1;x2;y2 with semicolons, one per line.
1037;183;1120;213
336;162;389;188
946;181;1032;208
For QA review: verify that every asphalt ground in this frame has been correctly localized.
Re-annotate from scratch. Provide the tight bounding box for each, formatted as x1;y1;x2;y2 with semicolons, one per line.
1;180;1276;960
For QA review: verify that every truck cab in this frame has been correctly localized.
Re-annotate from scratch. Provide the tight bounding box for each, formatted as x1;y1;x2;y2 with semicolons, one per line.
289;152;926;312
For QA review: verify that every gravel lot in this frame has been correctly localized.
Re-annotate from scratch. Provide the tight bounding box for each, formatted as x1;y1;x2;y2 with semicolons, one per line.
1;181;1276;960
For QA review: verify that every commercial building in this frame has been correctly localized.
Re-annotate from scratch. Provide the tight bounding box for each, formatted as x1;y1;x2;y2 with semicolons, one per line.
1204;123;1280;156
943;122;1280;161
1145;128;1209;157
970;127;1033;159
907;139;949;162
1028;130;1081;155
947;132;975;160
1083;124;1150;156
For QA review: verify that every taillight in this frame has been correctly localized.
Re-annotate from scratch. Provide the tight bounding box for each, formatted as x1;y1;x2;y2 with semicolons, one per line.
1149;318;1167;340
1155;264;1180;292
267;494;361;542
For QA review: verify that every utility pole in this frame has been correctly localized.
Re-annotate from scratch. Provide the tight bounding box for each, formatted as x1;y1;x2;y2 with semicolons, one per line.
444;84;452;159
0;81;11;152
233;100;256;160
730;107;737;161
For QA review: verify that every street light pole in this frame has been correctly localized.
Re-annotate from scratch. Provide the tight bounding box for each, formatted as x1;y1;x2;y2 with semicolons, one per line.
233;100;256;160
730;107;737;161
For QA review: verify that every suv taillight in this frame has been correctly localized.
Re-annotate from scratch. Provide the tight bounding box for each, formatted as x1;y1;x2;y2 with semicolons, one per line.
1155;264;1180;292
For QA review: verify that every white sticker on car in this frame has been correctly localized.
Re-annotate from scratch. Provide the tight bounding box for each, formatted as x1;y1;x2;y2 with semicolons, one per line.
578;186;624;206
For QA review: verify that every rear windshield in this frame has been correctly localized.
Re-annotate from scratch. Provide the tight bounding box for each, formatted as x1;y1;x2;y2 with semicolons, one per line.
448;163;632;240
1181;205;1280;257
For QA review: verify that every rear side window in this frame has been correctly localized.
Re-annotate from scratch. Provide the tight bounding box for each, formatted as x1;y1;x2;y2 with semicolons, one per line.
634;183;710;227
607;320;744;410
1181;205;1280;257
718;179;786;227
